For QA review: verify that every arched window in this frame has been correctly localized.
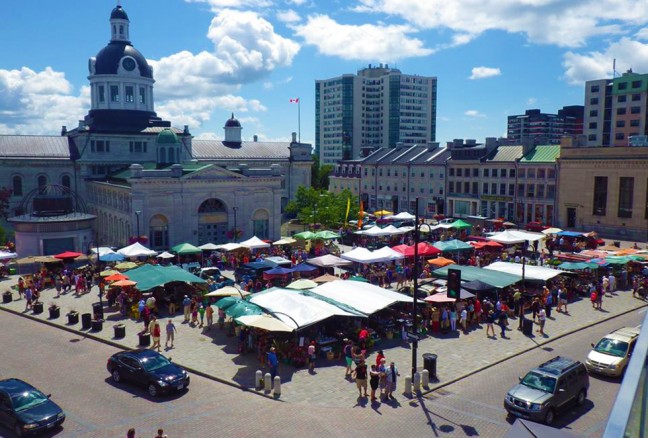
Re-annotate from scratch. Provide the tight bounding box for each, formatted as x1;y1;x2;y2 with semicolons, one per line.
159;147;166;163
252;209;270;239
12;176;22;196
119;25;124;36
37;175;47;193
149;214;169;249
61;175;71;189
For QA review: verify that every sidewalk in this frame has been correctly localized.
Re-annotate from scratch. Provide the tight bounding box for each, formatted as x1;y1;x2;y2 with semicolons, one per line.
1;273;646;407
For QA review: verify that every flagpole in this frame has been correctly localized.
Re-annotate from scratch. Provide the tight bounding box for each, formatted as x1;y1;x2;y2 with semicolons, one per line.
298;98;301;144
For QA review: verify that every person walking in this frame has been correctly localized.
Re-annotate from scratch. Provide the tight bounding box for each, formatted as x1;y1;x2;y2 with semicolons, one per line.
182;295;191;323
460;307;468;333
369;364;380;402
267;347;279;382
23;287;33;311
126;428;137;438
205;303;214;329
343;339;354;378
537;307;546;335
198;304;205;328
485;310;496;337
497;310;509;338
151;319;161;352
307;340;317;374
352;359;368;398
449;305;457;332
165;319;176;348
154;429;168;438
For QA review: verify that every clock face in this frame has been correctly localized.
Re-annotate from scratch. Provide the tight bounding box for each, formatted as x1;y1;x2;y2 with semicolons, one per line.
122;57;136;71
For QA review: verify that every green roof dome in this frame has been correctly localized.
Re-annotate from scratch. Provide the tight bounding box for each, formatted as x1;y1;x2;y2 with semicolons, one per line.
157;128;178;144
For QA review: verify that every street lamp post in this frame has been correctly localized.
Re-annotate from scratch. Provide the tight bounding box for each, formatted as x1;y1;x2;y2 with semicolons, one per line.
135;210;141;243
233;207;239;242
411;197;432;380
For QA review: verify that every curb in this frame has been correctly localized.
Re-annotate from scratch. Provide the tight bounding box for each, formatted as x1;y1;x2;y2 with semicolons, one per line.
0;304;280;402
418;300;648;397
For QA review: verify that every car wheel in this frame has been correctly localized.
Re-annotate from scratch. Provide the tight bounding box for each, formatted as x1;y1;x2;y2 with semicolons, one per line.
112;370;122;383
576;389;586;406
14;423;24;437
148;383;159;397
545;408;556;425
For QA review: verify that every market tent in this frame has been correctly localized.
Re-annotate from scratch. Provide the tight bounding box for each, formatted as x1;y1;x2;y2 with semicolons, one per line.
388;212;416;221
291;263;319;273
392;242;441;257
603;256;633;265
286;279;318;290
54;251;82;259
312;274;340;283
156;251;176;259
557;230;583;237
469;240;504;250
371;246;405;262
114;261;138;270
117;242;157;257
542;227;563;235
226;300;265;318
0;251;18;261
310;280;412;315
382;225;409;235
236;314;294;332
341;247;375;263
487;230;545;244
215;296;241;310
484;261;566;281
461;279;497;293
171;243;202;255
215;243;244;252
433;265;521;288
358;225;393;236
373;210;393;218
262;267;294;279
558;262;599;271
314;230;341;239
427;257;456;268
125;264;206;291
249;287;365;330
198;243;220;251
433;239;473;252
425;289;474;302
349;276;369;282
99;252;124;262
240;236;270;249
293;231;318;240
306;254;353;268
90;247;118;257
205;286;249;297
273;237;297;245
449;219;472;229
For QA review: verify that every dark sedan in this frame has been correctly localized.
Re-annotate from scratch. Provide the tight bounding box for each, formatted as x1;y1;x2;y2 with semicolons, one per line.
107;350;190;397
0;378;65;436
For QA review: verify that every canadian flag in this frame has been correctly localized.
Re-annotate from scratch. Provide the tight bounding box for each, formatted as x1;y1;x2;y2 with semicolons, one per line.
289;98;299;103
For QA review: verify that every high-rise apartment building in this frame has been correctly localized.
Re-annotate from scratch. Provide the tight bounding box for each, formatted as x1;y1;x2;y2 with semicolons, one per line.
506;106;583;144
316;64;437;165
584;70;648;147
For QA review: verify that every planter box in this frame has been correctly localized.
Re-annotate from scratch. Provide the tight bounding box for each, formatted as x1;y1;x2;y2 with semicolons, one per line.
67;312;79;325
2;291;12;303
113;324;126;339
138;332;151;347
91;320;103;332
48;307;60;319
32;302;44;314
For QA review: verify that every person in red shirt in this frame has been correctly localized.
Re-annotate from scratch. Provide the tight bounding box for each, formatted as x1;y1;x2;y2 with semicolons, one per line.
358;327;369;342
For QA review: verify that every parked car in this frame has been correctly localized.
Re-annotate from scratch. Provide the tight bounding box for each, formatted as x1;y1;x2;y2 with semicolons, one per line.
0;378;65;436
504;356;589;425
197;267;233;285
525;222;549;232
107;350;190;397
586;326;640;377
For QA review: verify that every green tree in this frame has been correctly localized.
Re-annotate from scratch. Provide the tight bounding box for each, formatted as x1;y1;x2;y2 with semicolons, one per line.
286;186;358;229
310;154;333;190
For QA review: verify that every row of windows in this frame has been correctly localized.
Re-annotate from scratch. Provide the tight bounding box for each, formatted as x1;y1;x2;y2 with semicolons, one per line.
590;94;644;105
593;176;648;219
448;181;555;198
11;174;71;196
97;85;146;104
361;184;444;195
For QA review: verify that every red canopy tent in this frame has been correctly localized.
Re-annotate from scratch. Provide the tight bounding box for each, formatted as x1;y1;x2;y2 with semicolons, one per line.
53;251;82;259
469;241;504;250
392;242;441;257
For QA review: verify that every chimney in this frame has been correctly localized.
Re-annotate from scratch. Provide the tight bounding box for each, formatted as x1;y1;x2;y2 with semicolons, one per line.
465;139;476;146
129;164;143;179
522;137;535;156
170;164;182;178
453;139;464;148
183;125;190;135
253;135;258;142
78;120;85;130
239;163;249;175
485;137;498;149
61;126;67;136
291;132;297;143
446;141;454;150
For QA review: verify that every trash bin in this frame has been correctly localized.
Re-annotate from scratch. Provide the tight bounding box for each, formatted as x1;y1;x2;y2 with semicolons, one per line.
92;320;103;332
81;312;92;330
522;318;533;336
67;312;79;325
139;332;151;347
113;324;126;339
32;302;44;314
92;302;104;320
2;291;12;303
423;353;437;379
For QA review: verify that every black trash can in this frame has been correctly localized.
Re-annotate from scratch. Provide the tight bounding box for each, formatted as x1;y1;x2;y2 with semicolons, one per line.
32;302;44;314
92;320;103;332
92;302;104;320
423;353;437;379
114;324;126;339
139;332;151;347
2;291;12;303
67;312;79;325
522;318;533;336
81;312;92;330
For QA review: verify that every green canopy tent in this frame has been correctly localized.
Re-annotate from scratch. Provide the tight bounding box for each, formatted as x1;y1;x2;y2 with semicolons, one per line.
125;264;207;291
293;231;318;240
558;262;599;271
449;219;472;230
433;239;474;252
604;256;633;265
314;230;341;240
215;296;243;310
171;243;202;255
432;265;521;288
225;300;265;318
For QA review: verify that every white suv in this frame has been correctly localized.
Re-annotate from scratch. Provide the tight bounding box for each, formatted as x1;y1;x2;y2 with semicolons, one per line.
586;326;640;377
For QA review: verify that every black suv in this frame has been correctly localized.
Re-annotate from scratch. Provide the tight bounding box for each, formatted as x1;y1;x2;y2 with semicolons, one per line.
504;356;589;425
107;350;190;397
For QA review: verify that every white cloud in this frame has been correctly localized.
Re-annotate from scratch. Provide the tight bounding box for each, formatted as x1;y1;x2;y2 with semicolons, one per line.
469;66;501;80
293;15;433;60
356;0;648;48
562;37;648;85
465;110;486;118
0;67;87;134
636;27;648;41
286;0;307;5
277;9;301;23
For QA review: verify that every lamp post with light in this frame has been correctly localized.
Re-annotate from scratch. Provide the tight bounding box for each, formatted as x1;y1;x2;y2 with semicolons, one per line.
411;197;432;380
233;207;239;242
135;210;141;243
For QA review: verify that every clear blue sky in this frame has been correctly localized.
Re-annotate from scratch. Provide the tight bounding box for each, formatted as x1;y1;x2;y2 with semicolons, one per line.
1;0;647;145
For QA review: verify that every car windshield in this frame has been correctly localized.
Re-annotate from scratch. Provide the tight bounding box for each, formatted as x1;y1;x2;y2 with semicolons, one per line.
140;355;171;372
521;371;556;393
594;338;629;357
11;389;49;412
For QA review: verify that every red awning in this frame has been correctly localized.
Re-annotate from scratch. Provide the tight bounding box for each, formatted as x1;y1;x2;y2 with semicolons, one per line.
53;251;83;259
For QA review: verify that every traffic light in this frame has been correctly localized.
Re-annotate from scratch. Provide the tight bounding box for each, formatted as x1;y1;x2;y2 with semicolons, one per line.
447;268;461;299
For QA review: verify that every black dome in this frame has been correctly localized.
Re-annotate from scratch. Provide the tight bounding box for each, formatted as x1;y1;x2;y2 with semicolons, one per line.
94;42;153;79
225;114;241;128
111;5;129;20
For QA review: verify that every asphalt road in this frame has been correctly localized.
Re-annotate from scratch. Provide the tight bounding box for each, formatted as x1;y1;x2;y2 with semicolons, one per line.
0;307;644;437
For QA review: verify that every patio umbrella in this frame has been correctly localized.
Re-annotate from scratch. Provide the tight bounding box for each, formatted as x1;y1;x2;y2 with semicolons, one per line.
99;252;124;262
293;231;318;240
236;314;294;332
427;257;456;268
115;261;138;270
112;279;137;287
205;286;249;297
392;242;441;257
312;274;341;283
54;251;82;259
449;219;472;230
433;239;474;252
100;269;119;277
105;273;129;282
286;279;318;290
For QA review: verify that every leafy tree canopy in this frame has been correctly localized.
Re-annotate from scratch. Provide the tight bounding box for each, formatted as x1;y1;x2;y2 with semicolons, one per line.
286;186;358;229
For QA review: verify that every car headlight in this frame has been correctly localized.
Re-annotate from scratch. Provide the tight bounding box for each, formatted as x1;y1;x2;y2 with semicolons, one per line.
57;412;65;419
158;380;169;387
23;423;39;430
528;403;543;411
608;363;618;369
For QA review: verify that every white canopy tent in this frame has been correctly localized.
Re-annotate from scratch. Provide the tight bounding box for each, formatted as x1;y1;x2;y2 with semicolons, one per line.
0;251;18;261
249;287;364;329
273;237;297;245
371;246;405;262
240;236;271;249
487;230;546;244
215;243;244;251
117;242;157;257
340;247;375;263
156;251;176;259
311;280;412;315
388;212;416;221
484;261;566;281
357;226;393;236
306;254;353;268
198;243;220;250
90;247;117;257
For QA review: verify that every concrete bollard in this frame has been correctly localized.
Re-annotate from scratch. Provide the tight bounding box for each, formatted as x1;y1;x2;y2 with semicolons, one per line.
421;369;430;387
413;372;421;393
256;370;264;390
273;376;281;396
404;376;412;396
264;373;272;392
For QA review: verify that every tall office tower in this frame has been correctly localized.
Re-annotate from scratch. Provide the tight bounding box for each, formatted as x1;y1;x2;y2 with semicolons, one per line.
506;106;583;144
584;70;648;147
316;64;437;165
